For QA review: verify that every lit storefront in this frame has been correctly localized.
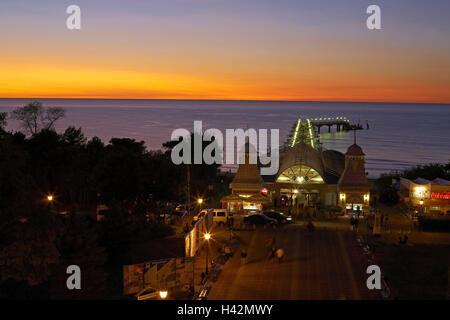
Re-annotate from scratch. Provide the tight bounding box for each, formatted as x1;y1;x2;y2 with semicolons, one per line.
399;177;450;214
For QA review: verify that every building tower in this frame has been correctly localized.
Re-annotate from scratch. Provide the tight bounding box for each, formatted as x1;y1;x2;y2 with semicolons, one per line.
338;132;370;213
220;142;268;214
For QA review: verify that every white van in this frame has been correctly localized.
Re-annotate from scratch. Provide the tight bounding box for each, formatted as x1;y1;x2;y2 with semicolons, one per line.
212;209;233;226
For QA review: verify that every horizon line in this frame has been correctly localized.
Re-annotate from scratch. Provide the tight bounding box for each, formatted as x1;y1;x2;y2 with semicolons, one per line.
0;97;449;105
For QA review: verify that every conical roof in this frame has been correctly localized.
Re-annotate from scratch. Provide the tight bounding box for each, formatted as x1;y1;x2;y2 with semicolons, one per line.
346;144;365;156
338;144;369;188
232;142;263;192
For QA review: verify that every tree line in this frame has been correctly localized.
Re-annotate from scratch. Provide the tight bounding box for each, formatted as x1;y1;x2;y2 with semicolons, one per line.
0;101;230;299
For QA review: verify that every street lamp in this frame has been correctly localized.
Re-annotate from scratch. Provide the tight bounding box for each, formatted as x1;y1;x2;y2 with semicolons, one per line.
47;195;54;202
159;290;168;299
204;233;211;274
419;199;424;215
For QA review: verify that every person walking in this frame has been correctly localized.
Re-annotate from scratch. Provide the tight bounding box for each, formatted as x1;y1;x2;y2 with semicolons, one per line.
269;247;276;261
275;248;284;263
240;248;247;265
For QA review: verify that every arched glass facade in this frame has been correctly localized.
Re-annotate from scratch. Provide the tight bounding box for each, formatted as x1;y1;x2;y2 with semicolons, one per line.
276;164;324;184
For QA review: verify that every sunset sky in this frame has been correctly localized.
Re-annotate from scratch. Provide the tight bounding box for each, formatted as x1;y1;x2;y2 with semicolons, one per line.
1;0;449;103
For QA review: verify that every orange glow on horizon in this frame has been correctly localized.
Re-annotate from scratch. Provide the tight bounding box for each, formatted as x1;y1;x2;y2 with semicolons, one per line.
1;65;449;103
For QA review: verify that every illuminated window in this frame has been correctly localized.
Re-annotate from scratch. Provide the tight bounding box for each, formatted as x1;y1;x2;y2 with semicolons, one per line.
276;165;324;184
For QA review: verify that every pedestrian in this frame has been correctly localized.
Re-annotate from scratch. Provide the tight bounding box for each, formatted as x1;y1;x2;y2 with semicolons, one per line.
269;247;276;261
275;248;284;263
307;220;315;232
240;248;247;265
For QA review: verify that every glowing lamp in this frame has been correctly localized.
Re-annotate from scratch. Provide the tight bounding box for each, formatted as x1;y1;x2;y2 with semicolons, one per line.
159;291;168;299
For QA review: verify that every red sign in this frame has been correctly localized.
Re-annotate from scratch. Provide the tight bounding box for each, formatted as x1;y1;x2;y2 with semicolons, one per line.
431;192;450;200
261;187;269;195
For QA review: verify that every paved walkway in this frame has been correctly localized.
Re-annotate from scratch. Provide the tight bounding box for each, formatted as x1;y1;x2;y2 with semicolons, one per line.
207;223;379;300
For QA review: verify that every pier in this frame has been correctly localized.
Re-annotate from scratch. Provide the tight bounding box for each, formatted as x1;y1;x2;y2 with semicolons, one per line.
289;117;365;148
308;117;358;133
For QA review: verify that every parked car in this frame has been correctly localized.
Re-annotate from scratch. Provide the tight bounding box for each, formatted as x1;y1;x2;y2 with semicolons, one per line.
96;204;109;221
175;204;195;213
158;213;172;225
244;214;277;227
193;209;213;222
263;211;292;224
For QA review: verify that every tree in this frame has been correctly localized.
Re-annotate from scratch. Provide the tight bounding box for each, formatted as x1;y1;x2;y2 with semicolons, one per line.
51;215;107;299
11;101;65;135
0;112;7;129
0;209;62;286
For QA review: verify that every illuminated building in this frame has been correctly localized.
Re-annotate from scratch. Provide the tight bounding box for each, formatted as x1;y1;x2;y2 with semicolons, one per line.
269;141;345;208
221;143;269;214
337;142;370;213
398;177;450;214
221;123;372;214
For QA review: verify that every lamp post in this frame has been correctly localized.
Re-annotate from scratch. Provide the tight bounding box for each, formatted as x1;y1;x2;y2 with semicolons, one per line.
46;194;54;210
159;290;168;299
204;233;211;274
198;198;203;211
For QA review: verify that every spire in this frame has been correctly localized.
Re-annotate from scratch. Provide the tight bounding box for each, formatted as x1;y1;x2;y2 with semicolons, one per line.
353;128;356;145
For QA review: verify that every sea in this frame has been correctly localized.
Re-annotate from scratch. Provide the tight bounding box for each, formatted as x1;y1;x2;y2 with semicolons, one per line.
0;99;449;177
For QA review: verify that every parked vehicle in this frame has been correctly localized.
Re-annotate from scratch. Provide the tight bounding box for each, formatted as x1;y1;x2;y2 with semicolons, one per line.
263;211;292;224
193;209;213;222
212;209;233;226
159;213;172;225
244;214;277;227
96;204;109;221
175;204;195;214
